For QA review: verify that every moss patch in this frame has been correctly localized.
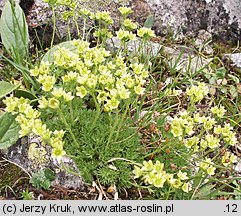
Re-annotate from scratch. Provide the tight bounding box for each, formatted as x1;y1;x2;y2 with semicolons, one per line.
0;158;28;189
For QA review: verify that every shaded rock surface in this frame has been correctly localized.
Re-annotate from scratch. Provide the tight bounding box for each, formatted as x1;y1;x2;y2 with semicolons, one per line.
1;136;84;190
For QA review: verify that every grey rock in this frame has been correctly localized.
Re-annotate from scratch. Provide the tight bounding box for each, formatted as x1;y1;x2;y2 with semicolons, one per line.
1;0;241;44
1;136;84;190
144;0;241;43
108;36;213;74
224;53;241;68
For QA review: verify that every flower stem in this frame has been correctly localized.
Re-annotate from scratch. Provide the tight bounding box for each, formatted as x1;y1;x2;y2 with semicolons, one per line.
90;93;101;130
114;100;130;141
107;109;119;146
70;100;75;126
58;108;79;147
50;6;56;48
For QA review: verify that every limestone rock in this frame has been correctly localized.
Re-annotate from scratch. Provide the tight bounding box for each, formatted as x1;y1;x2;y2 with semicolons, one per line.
1;136;84;190
1;0;241;44
224;53;241;68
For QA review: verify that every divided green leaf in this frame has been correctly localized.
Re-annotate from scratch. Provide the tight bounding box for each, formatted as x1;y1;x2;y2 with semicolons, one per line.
30;168;56;190
144;15;155;29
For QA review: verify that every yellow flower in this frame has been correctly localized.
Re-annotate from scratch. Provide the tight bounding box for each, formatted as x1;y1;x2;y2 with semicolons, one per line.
137;27;156;39
24;108;40;119
118;7;133;16
153;173;167;188
52;87;64;98
203;117;216;131
97;91;108;103
186;82;209;103
144;171;156;184
116;29;136;42
86;74;97;89
63;91;74;102
133;166;143;179
50;138;64;148
211;105;226;118
182;182;192;193
131;62;145;75
3;96;18;113
38;97;48;109
205;134;220;149
200;158;212;170
222;152;237;167
171;178;182;189
125;77;135;88
95;11;113;25
200;139;208;149
52;147;66;162
153;161;164;173
30;66;40;77
80;8;91;16
207;166;216;176
123;19;137;30
134;84;145;95
41;76;56;92
118;87;130;99
32;120;47;136
107;97;120;110
142;160;155;171
177;171;189;181
48;98;60;109
76;86;87;98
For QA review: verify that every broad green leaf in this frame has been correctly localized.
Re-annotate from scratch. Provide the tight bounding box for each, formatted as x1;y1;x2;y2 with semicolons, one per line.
0;81;20;99
215;67;226;79
44;168;56;181
144;15;155;29
0;112;20;149
0;1;29;63
15;89;37;100
15;89;38;107
42;41;77;63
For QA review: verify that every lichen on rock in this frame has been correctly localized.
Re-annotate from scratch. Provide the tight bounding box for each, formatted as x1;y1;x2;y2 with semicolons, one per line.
1;135;84;190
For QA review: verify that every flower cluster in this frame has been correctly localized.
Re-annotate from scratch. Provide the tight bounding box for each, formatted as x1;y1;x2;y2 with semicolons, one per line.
123;19;138;31
186;82;209;103
221;152;237;167
171;111;194;138
171;110;237;151
31;39;149;112
211;105;226;118
133;160;192;193
199;158;216;176
171;83;237;150
116;29;136;42
91;11;113;25
118;6;133;16
137;27;156;40
3;96;66;161
169;82;238;181
44;0;77;8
